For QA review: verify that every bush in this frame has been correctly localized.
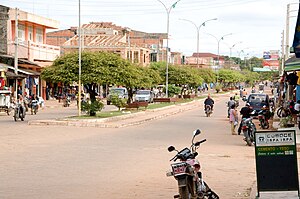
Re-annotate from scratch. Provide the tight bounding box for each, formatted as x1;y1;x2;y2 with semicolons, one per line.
111;94;127;110
165;84;181;97
81;100;104;116
215;83;222;93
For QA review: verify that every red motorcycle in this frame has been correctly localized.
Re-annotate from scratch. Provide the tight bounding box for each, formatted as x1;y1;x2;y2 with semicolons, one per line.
166;129;219;199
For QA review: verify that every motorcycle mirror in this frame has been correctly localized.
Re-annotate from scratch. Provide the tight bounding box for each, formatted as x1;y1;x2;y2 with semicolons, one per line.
168;146;176;152
193;129;201;137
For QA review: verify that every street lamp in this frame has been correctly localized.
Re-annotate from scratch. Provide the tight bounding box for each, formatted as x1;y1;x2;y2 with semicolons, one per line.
156;0;181;98
229;41;242;68
179;18;217;68
78;0;82;116
206;33;232;68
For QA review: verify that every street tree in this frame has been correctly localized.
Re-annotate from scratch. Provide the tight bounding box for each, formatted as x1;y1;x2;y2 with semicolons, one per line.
218;69;244;88
41;51;159;115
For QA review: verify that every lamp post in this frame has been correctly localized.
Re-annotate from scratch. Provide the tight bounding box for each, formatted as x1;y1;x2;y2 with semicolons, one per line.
156;0;181;98
238;49;244;69
179;18;217;68
206;33;232;83
229;41;242;68
78;0;82;116
206;33;232;68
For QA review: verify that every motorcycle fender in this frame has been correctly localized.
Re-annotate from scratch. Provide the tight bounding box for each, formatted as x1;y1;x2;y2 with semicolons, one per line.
176;176;188;187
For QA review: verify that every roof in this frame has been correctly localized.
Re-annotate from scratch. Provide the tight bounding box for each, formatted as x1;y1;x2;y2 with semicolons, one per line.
192;53;218;58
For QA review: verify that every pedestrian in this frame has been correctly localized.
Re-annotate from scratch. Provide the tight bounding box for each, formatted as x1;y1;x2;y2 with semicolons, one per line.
227;97;236;118
229;104;238;135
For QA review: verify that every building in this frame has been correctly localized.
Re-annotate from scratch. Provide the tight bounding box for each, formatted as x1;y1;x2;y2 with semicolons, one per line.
0;5;60;99
185;53;224;68
47;22;169;67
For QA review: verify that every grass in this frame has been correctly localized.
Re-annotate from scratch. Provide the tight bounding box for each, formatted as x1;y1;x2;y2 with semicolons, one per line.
70;94;211;119
70;110;137;119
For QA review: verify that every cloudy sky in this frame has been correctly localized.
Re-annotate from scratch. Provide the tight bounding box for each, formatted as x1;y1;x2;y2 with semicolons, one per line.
2;0;299;58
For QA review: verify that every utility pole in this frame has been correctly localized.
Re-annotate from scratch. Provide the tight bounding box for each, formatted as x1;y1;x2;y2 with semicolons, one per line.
280;30;285;76
286;4;290;60
285;3;299;60
14;8;18;99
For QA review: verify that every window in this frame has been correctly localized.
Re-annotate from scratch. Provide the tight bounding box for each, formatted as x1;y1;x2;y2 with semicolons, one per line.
36;28;43;43
18;24;25;41
28;26;33;41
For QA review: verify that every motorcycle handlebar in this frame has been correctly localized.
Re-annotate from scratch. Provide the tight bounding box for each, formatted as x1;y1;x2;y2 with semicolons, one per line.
195;139;206;146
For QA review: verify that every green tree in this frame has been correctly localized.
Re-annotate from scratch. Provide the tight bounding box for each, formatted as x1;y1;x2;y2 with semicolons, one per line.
218;69;244;87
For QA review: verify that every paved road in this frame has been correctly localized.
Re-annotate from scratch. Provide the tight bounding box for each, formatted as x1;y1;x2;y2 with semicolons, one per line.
1;92;300;199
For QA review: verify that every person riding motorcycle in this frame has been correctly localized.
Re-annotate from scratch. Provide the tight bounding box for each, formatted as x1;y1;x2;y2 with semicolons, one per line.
238;103;253;134
259;105;272;120
204;94;214;111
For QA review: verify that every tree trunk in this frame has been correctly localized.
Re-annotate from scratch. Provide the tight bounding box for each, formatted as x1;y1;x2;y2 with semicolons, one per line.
87;83;97;116
128;87;133;104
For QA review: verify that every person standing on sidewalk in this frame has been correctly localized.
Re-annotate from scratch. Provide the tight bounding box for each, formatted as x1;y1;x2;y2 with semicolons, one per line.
227;97;236;118
229;104;238;135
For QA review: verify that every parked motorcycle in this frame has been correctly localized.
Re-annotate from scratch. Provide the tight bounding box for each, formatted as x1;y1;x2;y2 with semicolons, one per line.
166;129;219;199
205;105;212;117
257;109;270;129
64;96;71;107
241;117;256;146
30;99;39;115
12;102;26;121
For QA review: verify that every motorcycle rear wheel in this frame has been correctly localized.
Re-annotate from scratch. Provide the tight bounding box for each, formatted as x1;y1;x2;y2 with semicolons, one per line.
179;186;189;199
263;121;269;129
246;137;252;146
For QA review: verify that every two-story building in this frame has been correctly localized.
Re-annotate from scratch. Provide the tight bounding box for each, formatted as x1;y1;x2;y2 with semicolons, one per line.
0;5;60;99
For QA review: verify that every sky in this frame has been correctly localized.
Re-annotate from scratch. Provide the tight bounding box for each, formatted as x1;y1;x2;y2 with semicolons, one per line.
2;0;300;59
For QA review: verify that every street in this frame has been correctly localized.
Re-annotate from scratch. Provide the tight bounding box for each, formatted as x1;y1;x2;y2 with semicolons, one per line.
1;94;257;199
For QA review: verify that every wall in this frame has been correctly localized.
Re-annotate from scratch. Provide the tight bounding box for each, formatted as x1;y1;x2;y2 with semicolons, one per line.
0;6;9;54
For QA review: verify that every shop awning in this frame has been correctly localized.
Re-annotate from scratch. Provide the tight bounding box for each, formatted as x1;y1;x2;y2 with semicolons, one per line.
284;56;300;71
253;67;272;72
0;63;40;78
6;66;37;75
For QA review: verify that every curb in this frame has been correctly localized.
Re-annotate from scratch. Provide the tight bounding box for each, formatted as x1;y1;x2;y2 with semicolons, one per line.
28;99;202;128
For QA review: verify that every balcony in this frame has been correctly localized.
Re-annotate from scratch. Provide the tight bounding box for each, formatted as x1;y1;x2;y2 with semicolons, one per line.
8;40;60;62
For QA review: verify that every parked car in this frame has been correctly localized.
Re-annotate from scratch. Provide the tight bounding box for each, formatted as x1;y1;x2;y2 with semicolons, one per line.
134;90;154;103
246;93;270;116
107;87;128;105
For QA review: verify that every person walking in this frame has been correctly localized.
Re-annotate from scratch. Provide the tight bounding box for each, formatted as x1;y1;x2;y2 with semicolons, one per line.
227;97;236;118
229;104;238;135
